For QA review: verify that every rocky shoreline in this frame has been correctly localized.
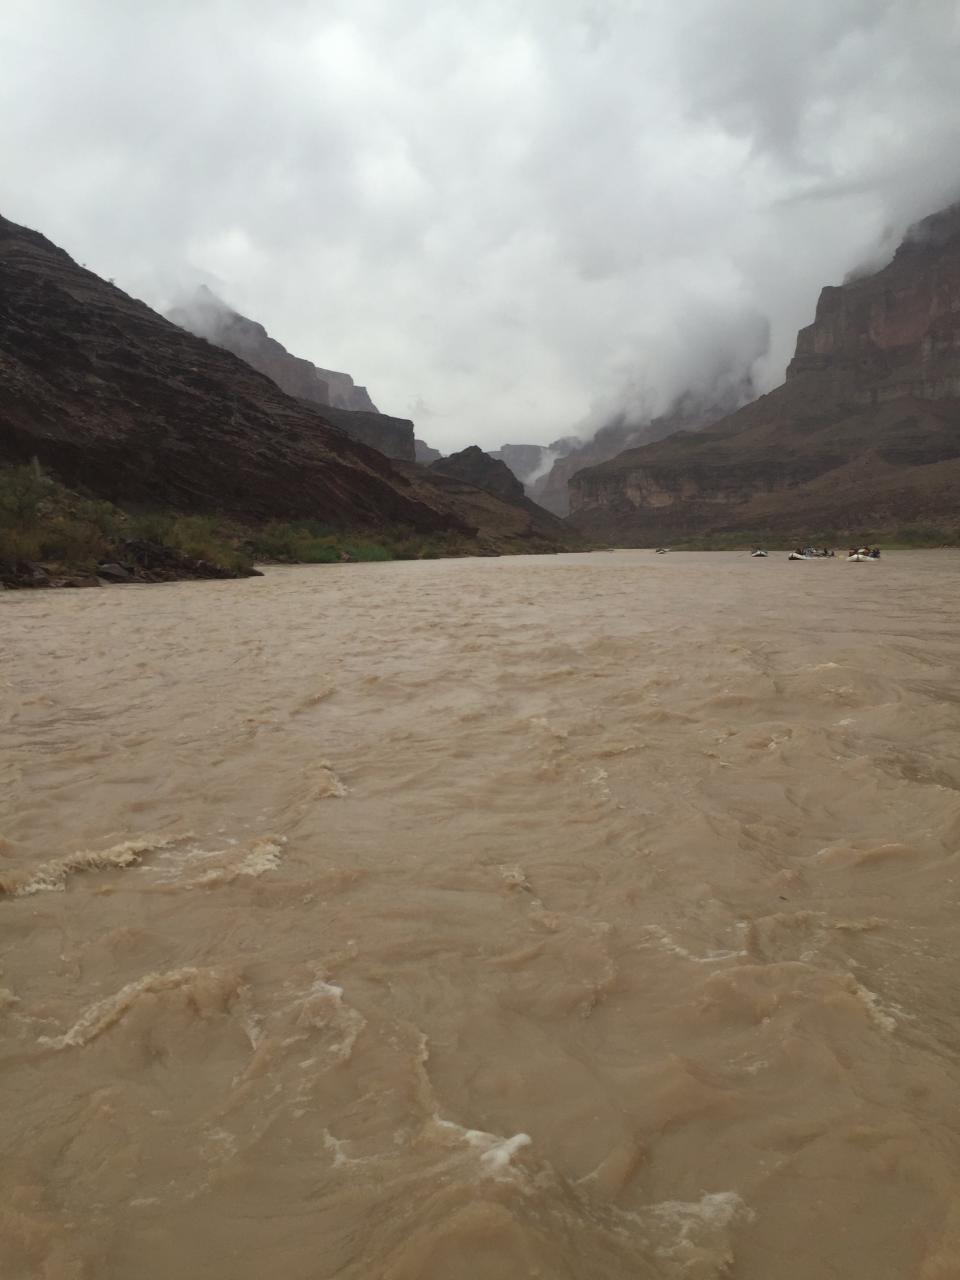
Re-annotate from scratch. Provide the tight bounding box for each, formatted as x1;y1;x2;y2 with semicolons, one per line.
0;538;262;591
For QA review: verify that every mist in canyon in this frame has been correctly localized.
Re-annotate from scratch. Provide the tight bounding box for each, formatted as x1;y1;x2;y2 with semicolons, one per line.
1;1;958;452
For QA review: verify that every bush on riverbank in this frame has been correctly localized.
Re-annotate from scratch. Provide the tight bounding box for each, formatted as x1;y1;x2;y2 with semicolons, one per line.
0;465;255;578
243;520;473;564
0;463;114;567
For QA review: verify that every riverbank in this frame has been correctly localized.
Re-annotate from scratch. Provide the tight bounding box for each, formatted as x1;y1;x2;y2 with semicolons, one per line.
0;462;574;590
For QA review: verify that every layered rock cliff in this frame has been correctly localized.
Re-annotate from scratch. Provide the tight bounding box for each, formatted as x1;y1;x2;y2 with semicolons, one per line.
530;403;739;517
167;287;417;461
569;204;960;541
787;202;960;401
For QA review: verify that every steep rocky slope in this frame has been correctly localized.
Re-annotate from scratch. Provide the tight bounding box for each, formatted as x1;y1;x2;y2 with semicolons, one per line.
0;213;578;558
166;287;419;461
0;214;454;528
569;205;960;541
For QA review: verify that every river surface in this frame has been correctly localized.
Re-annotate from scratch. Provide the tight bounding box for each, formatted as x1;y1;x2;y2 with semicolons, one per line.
2;550;960;1279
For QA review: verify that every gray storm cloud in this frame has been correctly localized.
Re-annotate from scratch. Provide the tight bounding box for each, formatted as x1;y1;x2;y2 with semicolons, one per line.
1;0;958;452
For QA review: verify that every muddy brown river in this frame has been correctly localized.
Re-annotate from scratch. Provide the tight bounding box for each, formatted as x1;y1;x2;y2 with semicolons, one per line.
2;550;959;1278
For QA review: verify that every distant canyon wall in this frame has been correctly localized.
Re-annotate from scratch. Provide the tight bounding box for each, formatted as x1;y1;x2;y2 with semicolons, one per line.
567;204;960;541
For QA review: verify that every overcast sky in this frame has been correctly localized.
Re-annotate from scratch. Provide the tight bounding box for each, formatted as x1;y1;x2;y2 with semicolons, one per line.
2;1;959;452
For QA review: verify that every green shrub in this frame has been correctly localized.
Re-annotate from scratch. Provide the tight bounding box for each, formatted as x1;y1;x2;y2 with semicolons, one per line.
73;496;121;539
167;516;251;572
297;540;339;564
39;518;109;566
247;522;298;560
345;539;392;562
0;463;51;530
0;526;42;564
127;511;175;543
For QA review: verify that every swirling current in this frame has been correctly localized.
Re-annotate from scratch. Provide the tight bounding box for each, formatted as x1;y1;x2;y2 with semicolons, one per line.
2;549;959;1278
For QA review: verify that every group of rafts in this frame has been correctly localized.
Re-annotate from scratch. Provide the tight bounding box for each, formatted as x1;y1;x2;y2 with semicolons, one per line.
756;546;881;562
653;547;881;561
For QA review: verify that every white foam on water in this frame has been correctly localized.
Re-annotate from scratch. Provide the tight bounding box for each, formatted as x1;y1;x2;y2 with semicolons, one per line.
433;1116;533;1182
848;977;898;1033
626;1190;754;1273
0;835;185;897
500;864;533;892
322;1129;381;1169
150;836;286;887
38;966;230;1050
644;925;747;965
289;977;367;1063
316;761;348;798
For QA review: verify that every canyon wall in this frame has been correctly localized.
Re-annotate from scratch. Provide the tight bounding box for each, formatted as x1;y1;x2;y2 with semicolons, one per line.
568;205;960;541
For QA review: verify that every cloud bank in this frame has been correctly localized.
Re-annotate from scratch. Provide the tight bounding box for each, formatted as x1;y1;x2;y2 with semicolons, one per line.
2;0;958;451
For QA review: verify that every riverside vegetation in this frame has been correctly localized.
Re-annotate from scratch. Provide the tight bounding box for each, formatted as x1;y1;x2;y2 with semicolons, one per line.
0;462;484;588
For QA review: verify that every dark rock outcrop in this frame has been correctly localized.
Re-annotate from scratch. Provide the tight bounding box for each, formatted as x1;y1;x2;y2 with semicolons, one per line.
430;445;525;502
401;460;579;554
315;406;415;463
569;205;960;541
95;561;133;583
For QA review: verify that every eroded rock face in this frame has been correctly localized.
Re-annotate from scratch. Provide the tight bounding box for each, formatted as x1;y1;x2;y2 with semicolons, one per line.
787;203;960;403
0;214;454;530
430;445;525;503
568;204;960;542
531;412;728;517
